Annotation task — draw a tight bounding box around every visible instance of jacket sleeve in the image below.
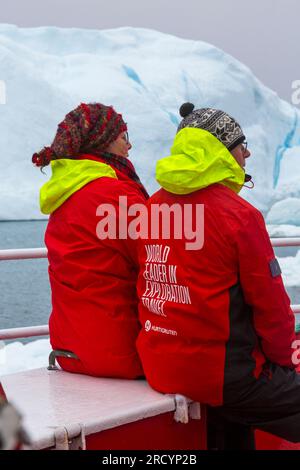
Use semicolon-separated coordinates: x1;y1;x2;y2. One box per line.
234;208;296;368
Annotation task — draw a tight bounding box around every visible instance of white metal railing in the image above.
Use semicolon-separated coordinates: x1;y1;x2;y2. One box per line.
0;239;300;261
0;239;300;341
0;247;47;260
0;325;49;341
0;247;48;340
271;238;300;247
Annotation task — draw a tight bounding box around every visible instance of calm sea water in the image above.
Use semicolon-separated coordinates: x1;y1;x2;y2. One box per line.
0;221;50;333
0;220;299;336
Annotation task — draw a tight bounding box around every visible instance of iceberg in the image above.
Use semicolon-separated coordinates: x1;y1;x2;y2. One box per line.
0;338;51;376
0;24;299;221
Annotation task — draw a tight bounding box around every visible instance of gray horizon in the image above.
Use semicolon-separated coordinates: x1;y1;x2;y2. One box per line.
1;0;299;102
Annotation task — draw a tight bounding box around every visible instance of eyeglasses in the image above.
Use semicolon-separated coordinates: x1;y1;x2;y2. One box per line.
241;141;248;154
122;131;129;144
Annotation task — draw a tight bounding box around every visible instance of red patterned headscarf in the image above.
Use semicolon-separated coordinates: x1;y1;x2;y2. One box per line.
32;103;127;167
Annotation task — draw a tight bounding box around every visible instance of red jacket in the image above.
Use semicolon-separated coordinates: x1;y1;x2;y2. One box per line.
41;155;146;378
137;183;296;405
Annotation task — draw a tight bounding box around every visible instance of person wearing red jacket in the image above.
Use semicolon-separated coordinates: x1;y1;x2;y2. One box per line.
32;103;148;379
137;103;300;446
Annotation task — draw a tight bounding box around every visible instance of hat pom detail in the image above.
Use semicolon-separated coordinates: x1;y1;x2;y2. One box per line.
179;102;195;118
32;147;53;167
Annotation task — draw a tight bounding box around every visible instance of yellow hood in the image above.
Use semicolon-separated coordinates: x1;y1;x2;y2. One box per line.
40;158;117;215
156;128;245;194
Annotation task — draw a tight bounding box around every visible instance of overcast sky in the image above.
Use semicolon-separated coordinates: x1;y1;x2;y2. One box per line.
1;0;299;101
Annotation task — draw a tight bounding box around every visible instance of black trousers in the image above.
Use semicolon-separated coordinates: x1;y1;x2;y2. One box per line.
207;407;255;450
208;362;300;449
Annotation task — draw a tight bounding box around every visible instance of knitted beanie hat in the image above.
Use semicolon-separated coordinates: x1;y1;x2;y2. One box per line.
177;103;245;151
32;103;127;167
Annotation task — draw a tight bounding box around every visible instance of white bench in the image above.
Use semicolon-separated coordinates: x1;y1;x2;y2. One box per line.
1;368;205;450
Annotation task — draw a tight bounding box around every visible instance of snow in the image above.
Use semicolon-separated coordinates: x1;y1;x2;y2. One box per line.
0;24;299;221
266;198;300;225
267;224;300;238
279;251;300;288
0;339;51;376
